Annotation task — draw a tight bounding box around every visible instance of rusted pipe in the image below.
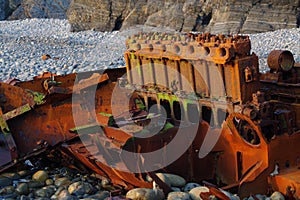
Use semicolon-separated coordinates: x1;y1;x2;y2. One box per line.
267;50;295;72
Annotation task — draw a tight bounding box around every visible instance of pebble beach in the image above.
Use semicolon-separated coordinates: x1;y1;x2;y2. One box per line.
0;18;299;81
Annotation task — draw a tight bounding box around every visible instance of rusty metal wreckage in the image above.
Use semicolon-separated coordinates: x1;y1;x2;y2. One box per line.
0;32;300;199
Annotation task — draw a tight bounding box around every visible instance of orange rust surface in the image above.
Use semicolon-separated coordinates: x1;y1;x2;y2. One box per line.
269;167;300;198
0;33;299;198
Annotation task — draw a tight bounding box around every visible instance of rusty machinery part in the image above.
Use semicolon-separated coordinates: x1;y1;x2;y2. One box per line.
125;33;259;106
123;32;299;198
267;50;295;72
0;32;299;199
126;32;251;64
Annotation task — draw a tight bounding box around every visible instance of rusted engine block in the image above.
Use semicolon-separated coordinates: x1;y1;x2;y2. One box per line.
0;32;300;198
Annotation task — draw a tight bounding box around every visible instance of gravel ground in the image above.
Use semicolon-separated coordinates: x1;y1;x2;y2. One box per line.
0;18;299;81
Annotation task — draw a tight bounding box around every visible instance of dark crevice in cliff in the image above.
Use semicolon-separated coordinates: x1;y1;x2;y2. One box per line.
192;12;212;31
108;0;113;22
297;9;300;27
202;12;212;26
252;0;261;6
2;0;20;20
113;15;123;31
179;20;184;32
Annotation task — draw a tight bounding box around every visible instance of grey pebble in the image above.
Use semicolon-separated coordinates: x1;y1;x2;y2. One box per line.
16;183;29;195
68;181;94;197
35;186;55;198
183;182;201;192
54;177;71;187
28;180;45;188
57;189;78;200
0;176;13;187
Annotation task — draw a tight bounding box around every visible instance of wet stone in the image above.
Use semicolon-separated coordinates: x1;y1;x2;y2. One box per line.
28;192;34;198
84;190;110;199
0;193;17;199
168;191;191;200
161;173;186;187
20;195;31;200
32;170;49;182
231;194;241;200
146;173;171;186
35;186;55;198
183;183;201;192
68;181;94;197
0;176;13;187
103;196;131;200
270;191;285;200
171;187;181;192
54;186;65;196
255;194;267;200
16;182;29;195
55;177;71;187
0;185;15;195
189;186;210;200
71;177;81;182
208;195;218;200
57;189;77;200
126;188;165;200
45;178;54;185
222;190;239;200
18;170;31;178
100;177;111;187
28;180;45;188
2;172;21;180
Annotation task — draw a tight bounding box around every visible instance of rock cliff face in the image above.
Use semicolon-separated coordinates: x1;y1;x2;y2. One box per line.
67;0;300;33
1;0;299;34
0;0;71;20
0;0;21;20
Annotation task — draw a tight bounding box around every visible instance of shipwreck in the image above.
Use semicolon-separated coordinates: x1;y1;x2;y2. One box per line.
0;32;299;198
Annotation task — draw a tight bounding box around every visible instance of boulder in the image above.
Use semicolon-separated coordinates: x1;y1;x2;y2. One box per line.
270;191;285;200
167;191;191;200
54;177;72;187
68;181;94;196
15;183;29;195
32;170;49;182
183;183;201;192
34;186;56;198
189;186;209;200
126;188;164;200
0;176;12;187
146;173;186;187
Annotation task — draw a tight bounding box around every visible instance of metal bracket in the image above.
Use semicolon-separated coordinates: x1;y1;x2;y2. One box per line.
0;108;18;159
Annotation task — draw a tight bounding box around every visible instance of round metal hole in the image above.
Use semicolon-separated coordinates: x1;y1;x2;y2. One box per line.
174;45;180;54
149;44;154;52
189;45;194;54
204;47;210;55
135;43;141;50
220;48;226;57
162;45;166;52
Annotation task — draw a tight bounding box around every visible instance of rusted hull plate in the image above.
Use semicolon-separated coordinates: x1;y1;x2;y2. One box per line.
269;167;300;198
